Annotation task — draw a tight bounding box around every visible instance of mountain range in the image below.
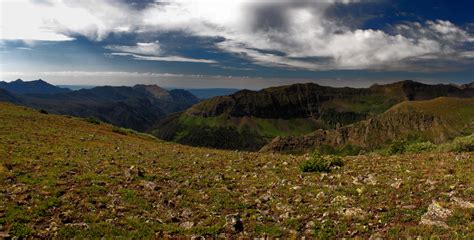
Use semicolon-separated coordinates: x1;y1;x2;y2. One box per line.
0;79;199;131
2;79;474;152
152;80;474;151
0;79;71;94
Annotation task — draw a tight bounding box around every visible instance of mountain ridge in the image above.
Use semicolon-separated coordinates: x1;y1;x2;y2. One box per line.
0;79;71;94
153;80;474;150
0;81;199;132
260;97;474;153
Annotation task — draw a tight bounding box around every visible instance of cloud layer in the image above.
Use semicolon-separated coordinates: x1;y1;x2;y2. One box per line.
1;0;473;70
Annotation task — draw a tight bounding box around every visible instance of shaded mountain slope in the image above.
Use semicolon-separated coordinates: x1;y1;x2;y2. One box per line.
153;80;474;150
0;83;199;132
0;79;71;94
0;89;22;104
1;102;473;238
184;88;240;99
261;97;474;153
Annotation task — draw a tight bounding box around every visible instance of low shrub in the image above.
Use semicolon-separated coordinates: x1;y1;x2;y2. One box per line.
84;117;100;125
387;140;408;155
299;150;344;173
439;134;474;152
38;109;48;114
405;141;437;153
112;126;134;135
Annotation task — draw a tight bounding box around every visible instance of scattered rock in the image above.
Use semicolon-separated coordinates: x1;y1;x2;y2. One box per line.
420;201;452;228
451;197;474;209
260;193;272;203
279;212;290;219
214;173;225;182
64;222;89;229
364;174;377;185
340;207;366;219
141;180;158;191
125;165;145;180
331;195;350;205
180;221;195;230
0;232;10;238
316;191;325;199
291;186;302;190
305;221;315;229
369;233;383;240
391;178;403;189
225;213;243;232
191;236;205;240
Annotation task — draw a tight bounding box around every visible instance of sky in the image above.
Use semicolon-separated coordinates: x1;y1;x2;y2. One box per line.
1;0;474;89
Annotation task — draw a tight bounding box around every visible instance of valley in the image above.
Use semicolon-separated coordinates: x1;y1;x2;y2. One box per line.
153;80;474;151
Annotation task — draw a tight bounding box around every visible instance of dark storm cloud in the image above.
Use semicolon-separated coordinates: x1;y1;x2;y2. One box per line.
119;0;156;10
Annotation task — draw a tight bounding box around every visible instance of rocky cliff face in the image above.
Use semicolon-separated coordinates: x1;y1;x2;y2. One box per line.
154;81;474;151
187;80;474;119
260;97;474;153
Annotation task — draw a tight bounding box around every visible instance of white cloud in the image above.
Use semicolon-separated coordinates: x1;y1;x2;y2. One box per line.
109;52;217;63
1;0;473;70
0;0;136;41
105;41;216;63
106;41;162;56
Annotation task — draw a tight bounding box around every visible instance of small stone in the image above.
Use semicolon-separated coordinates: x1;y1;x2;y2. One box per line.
180;221;195;230
364;174;377;185
390;179;402;189
225;213;243;232
316;191;325;199
260;193;271;202
420;201;452;228
305;221;315;229
0;232;10;238
191;236;205;240
340;207;366;219
279;212;290;219
452;197;474;209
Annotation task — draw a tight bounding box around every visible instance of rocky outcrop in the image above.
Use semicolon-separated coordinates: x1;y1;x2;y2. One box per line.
188;80;474;119
260;97;474;153
154;81;474;151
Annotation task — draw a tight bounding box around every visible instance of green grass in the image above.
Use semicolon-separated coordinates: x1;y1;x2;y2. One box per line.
299;150;344;172
0;102;473;238
438;134;474;152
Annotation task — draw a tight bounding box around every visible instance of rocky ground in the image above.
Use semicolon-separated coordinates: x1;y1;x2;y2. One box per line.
0;103;473;238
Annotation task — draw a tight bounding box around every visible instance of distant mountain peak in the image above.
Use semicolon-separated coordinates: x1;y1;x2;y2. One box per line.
133;84;171;99
0;79;71;95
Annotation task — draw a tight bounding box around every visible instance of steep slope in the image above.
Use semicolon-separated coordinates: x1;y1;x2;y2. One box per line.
0;79;71;94
0;82;199;132
261;97;474;153
1;103;472;238
184;88;240;99
460;82;474;89
153;80;474;150
0;89;22;104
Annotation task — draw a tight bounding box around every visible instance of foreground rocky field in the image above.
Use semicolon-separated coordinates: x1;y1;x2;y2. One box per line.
0;103;473;238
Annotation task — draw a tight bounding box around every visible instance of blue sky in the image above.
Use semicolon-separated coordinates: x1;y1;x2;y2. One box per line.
1;0;474;89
